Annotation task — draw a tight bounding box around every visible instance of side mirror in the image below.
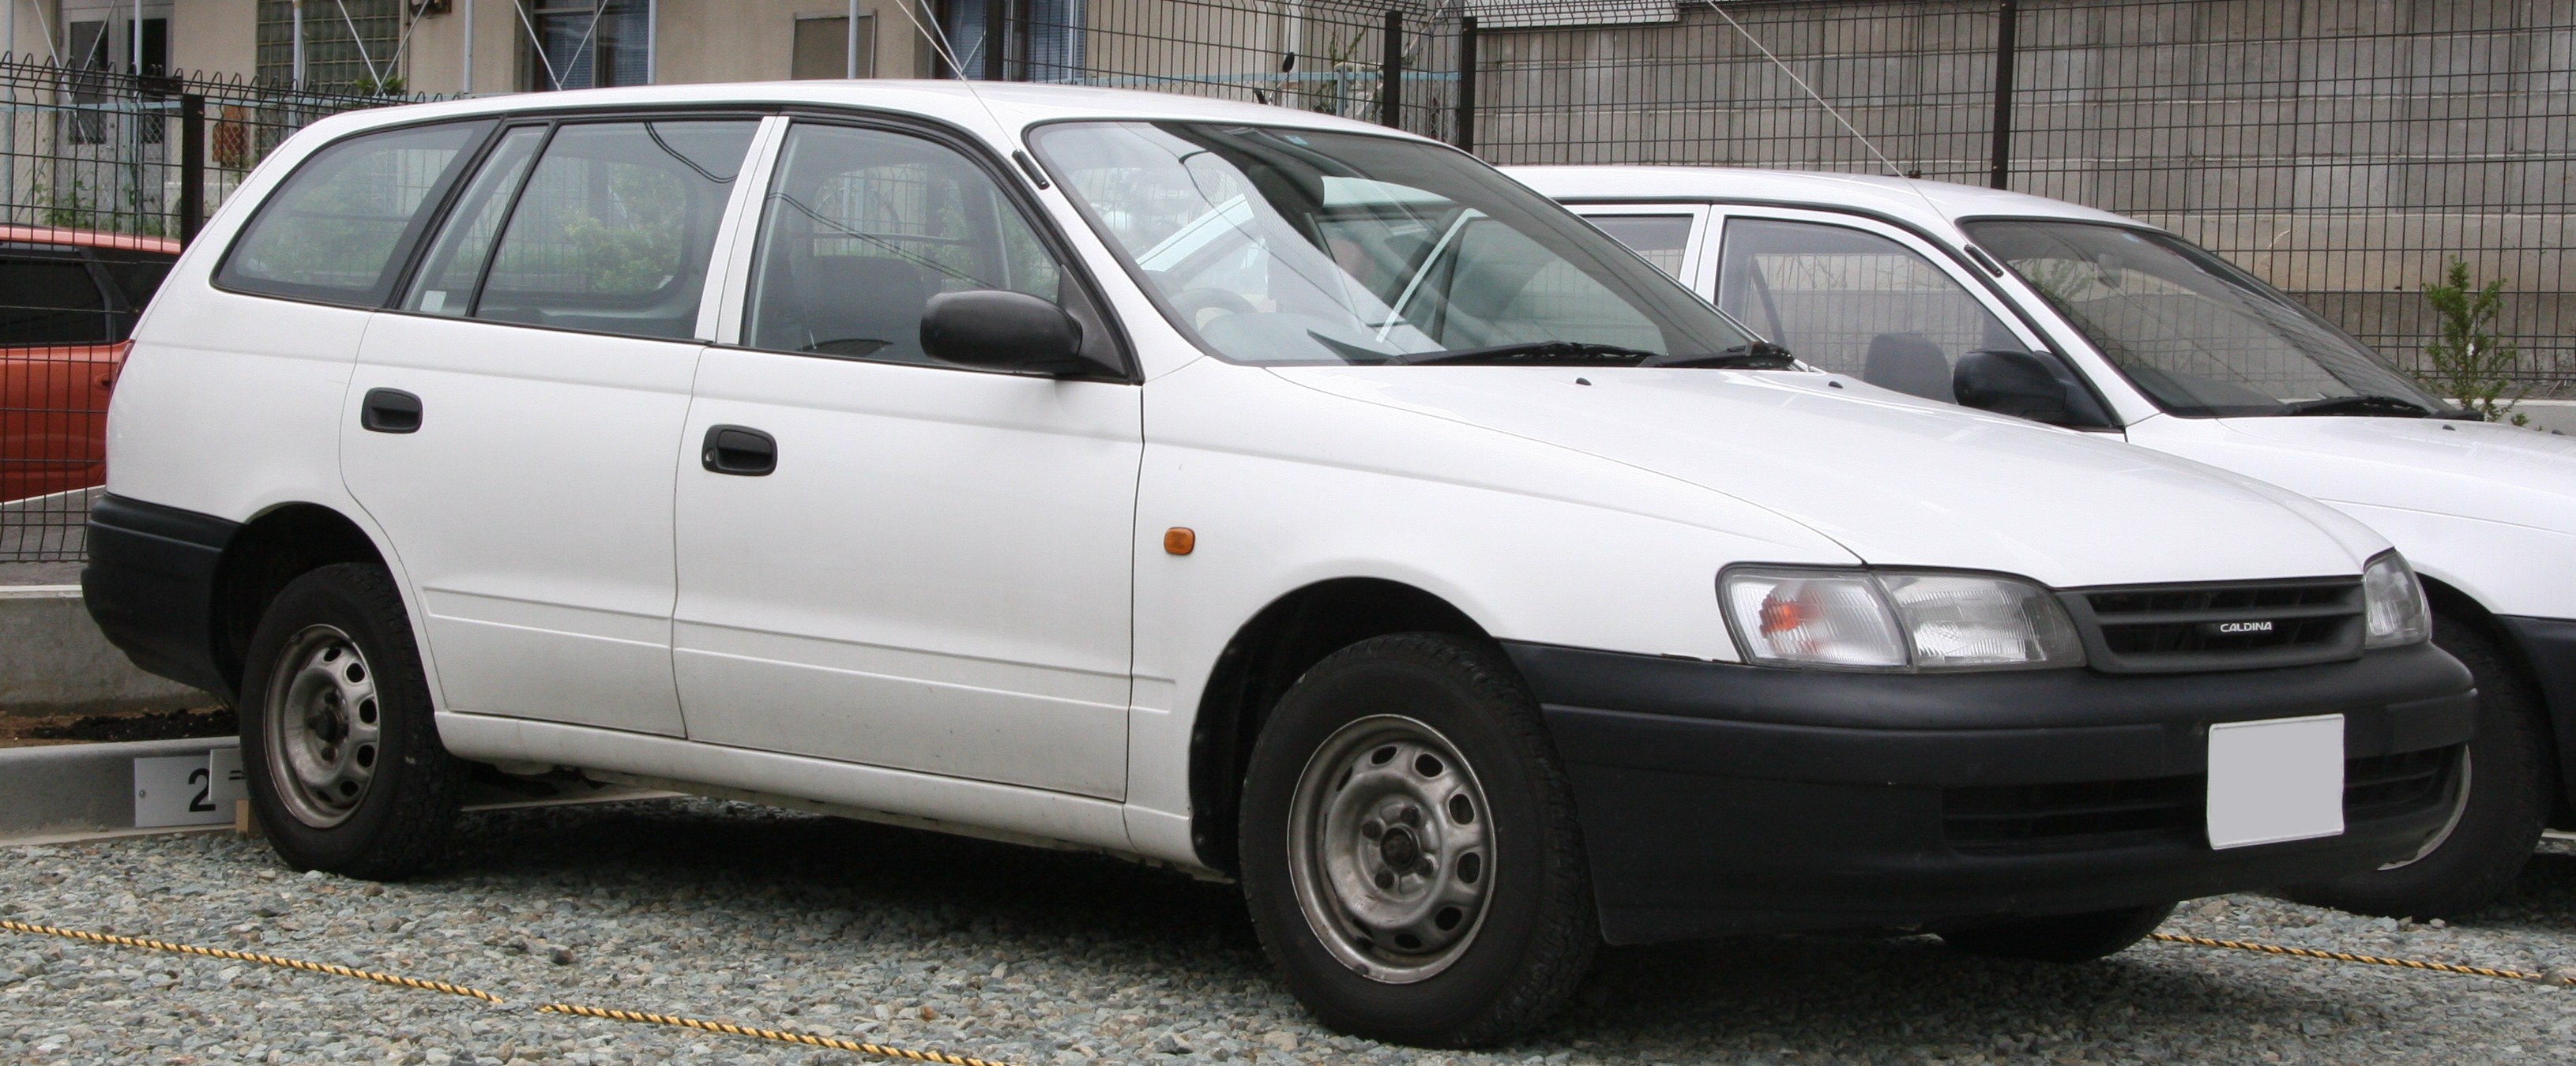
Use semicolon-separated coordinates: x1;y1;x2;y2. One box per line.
1953;349;2074;425
919;290;1099;377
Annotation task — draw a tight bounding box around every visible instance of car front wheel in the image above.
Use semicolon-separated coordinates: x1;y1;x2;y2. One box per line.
1239;632;1597;1047
2283;616;2550;918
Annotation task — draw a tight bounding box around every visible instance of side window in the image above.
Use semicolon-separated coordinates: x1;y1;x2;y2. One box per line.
217;121;490;306
1716;217;2023;403
1585;214;1694;279
404;126;548;317
467;120;760;340
0;254;110;345
743;122;1101;367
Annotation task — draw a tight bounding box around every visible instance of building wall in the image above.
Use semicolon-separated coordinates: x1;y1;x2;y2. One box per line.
404;0;521;95
653;0;927;84
169;0;253;77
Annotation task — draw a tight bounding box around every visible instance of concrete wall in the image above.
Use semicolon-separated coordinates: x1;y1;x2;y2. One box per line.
0;587;209;717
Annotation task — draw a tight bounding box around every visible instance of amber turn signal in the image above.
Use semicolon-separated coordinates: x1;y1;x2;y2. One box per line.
1164;527;1196;555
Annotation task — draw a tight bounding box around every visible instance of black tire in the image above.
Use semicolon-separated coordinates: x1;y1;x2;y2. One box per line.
2282;617;2551;919
1239;632;1597;1047
1939;902;2175;963
239;563;462;879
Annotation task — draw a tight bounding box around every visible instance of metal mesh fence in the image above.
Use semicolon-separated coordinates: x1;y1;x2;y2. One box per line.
1457;0;2575;395
0;54;418;561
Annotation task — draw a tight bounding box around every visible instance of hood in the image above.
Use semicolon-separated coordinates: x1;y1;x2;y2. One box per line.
1273;366;2383;588
2161;415;2576;534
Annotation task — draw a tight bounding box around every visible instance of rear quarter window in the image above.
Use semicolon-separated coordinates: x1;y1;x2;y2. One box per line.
216;120;491;306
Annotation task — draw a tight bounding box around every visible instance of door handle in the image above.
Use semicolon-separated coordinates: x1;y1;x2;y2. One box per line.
701;425;777;476
359;388;423;434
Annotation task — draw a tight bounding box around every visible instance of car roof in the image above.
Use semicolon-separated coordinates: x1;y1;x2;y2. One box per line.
305;81;1432;147
0;224;182;256
1502;165;2145;231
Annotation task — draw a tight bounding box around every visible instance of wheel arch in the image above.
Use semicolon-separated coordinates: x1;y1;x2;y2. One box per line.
210;502;389;697
1186;576;1496;874
2419;574;2573;824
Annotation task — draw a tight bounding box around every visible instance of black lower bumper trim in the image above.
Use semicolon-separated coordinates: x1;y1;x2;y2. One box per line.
82;494;239;701
1503;640;2476;944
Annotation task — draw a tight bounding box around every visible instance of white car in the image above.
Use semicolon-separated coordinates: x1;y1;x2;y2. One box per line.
1513;164;2576;921
83;85;2472;1045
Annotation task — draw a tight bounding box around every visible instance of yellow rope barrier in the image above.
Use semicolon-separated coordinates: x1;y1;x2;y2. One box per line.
2149;931;2544;982
2;917;1025;1066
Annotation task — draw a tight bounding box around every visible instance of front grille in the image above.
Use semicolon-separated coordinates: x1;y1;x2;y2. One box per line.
1942;745;2461;855
1943;775;2202;854
2063;578;2365;673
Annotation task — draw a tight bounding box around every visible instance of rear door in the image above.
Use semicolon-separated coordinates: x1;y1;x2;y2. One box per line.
341;115;765;736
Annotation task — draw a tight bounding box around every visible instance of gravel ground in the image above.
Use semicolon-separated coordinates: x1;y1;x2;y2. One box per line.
6;798;2576;1065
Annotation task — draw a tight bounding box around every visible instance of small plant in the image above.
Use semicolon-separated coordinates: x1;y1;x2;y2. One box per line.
2420;257;2528;426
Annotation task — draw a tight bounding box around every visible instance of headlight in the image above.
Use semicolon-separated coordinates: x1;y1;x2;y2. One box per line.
2362;551;2431;648
1720;567;2085;671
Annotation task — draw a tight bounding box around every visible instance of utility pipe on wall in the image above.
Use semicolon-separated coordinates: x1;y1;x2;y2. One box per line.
291;0;305;86
462;0;474;92
847;0;859;77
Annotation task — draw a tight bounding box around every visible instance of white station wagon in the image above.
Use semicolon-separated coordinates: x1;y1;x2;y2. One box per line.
1514;165;2576;922
86;84;2472;1044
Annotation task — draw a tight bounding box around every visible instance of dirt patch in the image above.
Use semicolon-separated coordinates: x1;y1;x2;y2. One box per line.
0;705;237;748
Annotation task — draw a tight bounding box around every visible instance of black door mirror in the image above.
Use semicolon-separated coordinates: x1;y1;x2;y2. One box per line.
919;290;1100;377
1953;349;2074;424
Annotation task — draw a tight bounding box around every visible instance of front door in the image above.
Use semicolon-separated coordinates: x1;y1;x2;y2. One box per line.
343;117;763;735
673;119;1141;800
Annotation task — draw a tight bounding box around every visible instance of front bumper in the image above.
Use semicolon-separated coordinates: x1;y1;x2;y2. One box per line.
1503;640;2476;945
2495;616;2576;816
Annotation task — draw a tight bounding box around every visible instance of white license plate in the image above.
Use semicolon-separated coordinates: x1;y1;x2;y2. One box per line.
2206;714;2345;850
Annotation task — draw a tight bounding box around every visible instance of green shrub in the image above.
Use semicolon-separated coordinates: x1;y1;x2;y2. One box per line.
2420;257;2527;426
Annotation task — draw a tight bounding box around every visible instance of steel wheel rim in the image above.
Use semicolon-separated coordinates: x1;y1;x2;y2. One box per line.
264;624;384;829
1286;714;1495;984
2382;749;2473;871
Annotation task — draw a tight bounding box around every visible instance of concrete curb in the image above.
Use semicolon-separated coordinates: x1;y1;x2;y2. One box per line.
0;585;212;717
0;735;237;843
0;735;676;844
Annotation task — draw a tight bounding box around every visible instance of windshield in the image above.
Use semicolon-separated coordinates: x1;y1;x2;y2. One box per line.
1962;220;2450;418
1029;122;1754;365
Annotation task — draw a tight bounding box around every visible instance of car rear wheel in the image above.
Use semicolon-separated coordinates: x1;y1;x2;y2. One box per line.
1239;632;1597;1047
2282;617;2548;919
241;563;461;879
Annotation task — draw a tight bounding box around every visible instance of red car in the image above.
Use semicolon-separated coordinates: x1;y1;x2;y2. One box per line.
2;226;181;502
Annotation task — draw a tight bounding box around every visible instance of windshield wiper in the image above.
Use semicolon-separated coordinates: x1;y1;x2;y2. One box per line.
1392;340;1799;368
1638;341;1799;370
1394;340;1664;366
2277;394;2438;418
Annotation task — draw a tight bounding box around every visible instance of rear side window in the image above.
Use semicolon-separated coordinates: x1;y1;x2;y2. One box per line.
463;120;758;340
0;254;111;344
216;120;489;306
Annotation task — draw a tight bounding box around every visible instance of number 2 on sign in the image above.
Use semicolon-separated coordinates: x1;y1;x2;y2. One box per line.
187;768;215;813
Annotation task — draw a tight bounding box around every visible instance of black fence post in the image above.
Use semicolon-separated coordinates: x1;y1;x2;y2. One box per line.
1380;9;1404;129
179;92;205;243
983;0;1008;81
1455;15;1478;153
1988;0;2017;190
